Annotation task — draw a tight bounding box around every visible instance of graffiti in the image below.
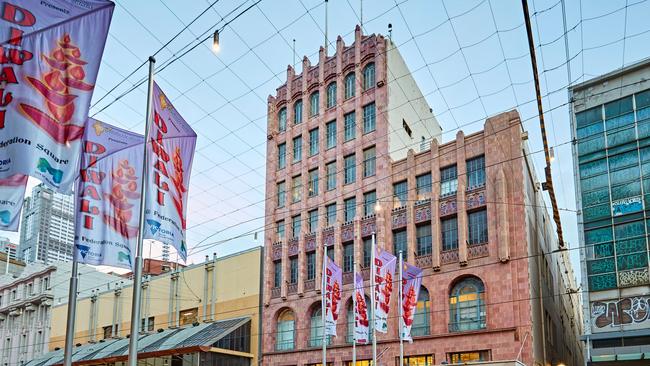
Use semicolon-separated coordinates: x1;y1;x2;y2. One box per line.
592;296;650;328
618;268;650;287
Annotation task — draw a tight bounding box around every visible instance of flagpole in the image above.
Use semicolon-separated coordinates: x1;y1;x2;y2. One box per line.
370;232;377;366
62;257;78;366
352;258;357;366
127;56;156;366
322;244;328;366
398;251;404;366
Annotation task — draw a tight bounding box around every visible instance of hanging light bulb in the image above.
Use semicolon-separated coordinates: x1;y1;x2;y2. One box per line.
212;30;220;54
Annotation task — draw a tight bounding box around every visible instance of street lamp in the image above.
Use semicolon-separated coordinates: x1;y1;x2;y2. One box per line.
212;30;220;54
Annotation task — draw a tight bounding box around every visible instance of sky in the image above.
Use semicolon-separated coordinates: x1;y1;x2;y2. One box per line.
4;0;650;283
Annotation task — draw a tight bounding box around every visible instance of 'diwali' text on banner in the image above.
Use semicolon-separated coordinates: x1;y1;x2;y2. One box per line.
324;257;342;336
0;174;27;231
374;249;396;333
400;261;423;342
0;0;114;193
74;119;143;270
354;272;369;344
143;82;197;262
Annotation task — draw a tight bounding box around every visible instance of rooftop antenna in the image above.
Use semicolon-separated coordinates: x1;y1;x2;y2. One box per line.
360;0;363;30
324;0;329;56
388;23;393;41
292;39;296;68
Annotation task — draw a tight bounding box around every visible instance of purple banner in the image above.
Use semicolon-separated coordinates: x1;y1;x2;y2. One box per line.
324;257;342;336
0;0;114;193
74;119;143;269
400;261;423;342
354;272;369;344
374;249;396;333
144;82;197;262
0;174;27;231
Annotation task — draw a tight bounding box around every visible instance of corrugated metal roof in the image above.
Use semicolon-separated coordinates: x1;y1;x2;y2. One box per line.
31;316;251;366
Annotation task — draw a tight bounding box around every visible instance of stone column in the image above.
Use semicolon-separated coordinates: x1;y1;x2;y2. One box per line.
431;140;441;270
406;149;417;263
456;131;468;266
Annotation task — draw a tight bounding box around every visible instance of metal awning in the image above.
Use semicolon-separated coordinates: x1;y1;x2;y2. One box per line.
26;316;251;366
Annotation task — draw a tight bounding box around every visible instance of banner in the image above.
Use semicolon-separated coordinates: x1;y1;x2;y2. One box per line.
0;174;27;231
354;272;369;344
400;262;423;342
0;0;114;193
374;249;396;333
324;257;342;336
143;82;196;262
73;119;144;269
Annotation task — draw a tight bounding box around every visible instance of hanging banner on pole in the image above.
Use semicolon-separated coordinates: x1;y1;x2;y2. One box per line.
374;249;396;333
0;0;114;193
354;272;369;344
324;257;342;336
400;261;423;342
73;119;144;269
143;82;197;262
0;174;28;231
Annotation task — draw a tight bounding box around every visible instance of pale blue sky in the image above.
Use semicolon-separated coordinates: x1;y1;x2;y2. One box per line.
4;0;650;284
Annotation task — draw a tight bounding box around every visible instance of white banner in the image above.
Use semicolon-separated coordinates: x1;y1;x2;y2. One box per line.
374;249;396;333
0;174;27;231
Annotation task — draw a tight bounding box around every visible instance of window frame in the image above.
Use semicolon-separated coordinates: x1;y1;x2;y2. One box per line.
278;107;287;132
292;175;302;203
441;217;459;251
363;146;376;178
326;120;337;149
440;165;458;197
466;155;486;189
294;99;303;124
344;197;356;222
344;112;356;141
345;72;356;99
327;82;337;108
362;62;375;90
468;209;488;245
293;136;302;163
309;128;319;156
308;169;319;197
393;230;407;256
278;143;286;170
393;181;408;208
363;190;377;217
416;224;432;256
326;203;337;226
310;91;319;117
277;181;286;208
344;154;356;185
326;161;337;190
363;103;376;134
343;242;354;272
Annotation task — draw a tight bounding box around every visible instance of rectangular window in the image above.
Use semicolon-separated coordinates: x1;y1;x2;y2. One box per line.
103;325;112;340
345;197;356;222
276;220;285;241
277;181;286;208
343;243;354;272
141;317;155;332
278;143;286;169
327;203;337;226
310;92;319;117
416;224;432;256
468;210;488;245
397;356;435;366
363;146;376;178
309;209;318;233
278;108;287;132
363;103;376;133
393;181;408;208
364;191;377;217
327;246;334;260
274;260;282;287
292;175;302;203
344;154;356;184
345;73;356;99
393;230;407;255
440;165;458;196
327;82;337;108
447;351;490;364
309;128;319;156
363;238;372;268
326;121;337;149
326;161;337;190
344;112;356;141
416;173;432;200
293;136;302;163
441;217;458;251
290;257;298;284
307;252;316;280
467;156;486;189
294;100;303;124
292;215;301;238
179;308;198;326
308;169;319;197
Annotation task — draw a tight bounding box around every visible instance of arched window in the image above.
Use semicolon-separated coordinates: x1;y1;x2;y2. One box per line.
310;91;319;117
278;107;287;132
363;63;375;90
449;277;486;332
411;287;430;336
294;99;303;124
276;309;295;350
344;72;355;99
347;296;372;343
327;82;337;108
310;305;330;347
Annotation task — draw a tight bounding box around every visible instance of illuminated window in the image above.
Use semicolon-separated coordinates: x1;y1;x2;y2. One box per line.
449;277;486;332
396;355;434;366
447;350;490;364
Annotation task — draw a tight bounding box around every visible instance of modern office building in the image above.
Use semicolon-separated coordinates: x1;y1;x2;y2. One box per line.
38;247;262;366
0;237;18;261
570;58;650;365
263;26;583;366
18;183;75;264
0;261;125;366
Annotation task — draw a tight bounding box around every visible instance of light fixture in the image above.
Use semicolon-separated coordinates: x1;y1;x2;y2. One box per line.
212;30;220;54
549;146;555;162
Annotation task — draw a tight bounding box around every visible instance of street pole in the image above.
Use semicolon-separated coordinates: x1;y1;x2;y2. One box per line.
352;258;357;366
370;232;377;366
127;55;156;366
62;258;78;366
4;247;9;274
398;251;404;366
322;244;328;366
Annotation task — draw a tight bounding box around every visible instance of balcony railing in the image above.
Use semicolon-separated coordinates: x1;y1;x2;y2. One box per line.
287;283;298;295
441;249;459;264
304;279;315;291
343;272;354;285
271;287;281;299
468;243;489;259
415;254;432;268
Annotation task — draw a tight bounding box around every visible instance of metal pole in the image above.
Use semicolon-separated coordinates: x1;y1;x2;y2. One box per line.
324;0;328;55
322;245;328;366
5;248;9;274
352;258;357;366
127;55;156;366
360;0;363;30
370;232;377;366
398;251;404;366
62;258;79;366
